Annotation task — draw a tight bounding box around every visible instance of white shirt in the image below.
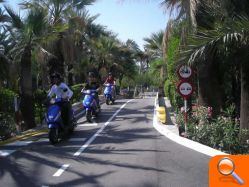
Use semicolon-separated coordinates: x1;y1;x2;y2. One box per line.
48;83;73;100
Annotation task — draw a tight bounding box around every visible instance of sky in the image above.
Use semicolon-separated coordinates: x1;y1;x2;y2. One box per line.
2;0;169;49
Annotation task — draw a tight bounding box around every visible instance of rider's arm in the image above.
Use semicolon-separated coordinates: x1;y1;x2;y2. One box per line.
96;84;101;92
47;85;56;98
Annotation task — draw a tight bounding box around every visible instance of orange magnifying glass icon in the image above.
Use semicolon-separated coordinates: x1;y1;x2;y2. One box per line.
217;157;244;185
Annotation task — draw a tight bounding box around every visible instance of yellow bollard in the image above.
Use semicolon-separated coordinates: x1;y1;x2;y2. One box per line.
156;106;166;124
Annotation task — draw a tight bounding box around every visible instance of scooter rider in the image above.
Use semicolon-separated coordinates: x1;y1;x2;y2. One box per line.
81;72;101;109
104;72;116;98
47;73;73;127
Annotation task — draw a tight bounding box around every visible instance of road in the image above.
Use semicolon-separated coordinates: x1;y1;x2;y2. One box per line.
0;98;210;187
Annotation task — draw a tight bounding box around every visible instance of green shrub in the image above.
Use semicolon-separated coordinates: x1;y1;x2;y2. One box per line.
179;105;249;154
0;112;16;140
71;84;85;103
164;80;182;109
0;88;17;113
34;89;47;124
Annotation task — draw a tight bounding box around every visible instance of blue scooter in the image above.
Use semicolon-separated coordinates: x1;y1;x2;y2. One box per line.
82;90;100;122
104;83;115;105
45;98;76;144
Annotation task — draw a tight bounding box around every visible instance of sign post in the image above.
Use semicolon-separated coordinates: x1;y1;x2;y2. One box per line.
184;99;187;133
177;64;193;136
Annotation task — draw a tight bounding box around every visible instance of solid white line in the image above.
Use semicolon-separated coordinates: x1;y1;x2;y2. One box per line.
153;98;228;157
53;164;70;177
7;141;33;146
38;138;49;142
77;123;98;127
73;99;133;156
0;150;16;157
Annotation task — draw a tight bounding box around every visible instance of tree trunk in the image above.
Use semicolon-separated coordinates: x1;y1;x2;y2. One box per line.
48;38;65;76
41;63;49;89
19;45;36;130
119;74;123;88
197;59;223;116
240;64;249;130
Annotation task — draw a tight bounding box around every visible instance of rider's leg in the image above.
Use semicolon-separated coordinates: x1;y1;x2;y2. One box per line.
95;94;100;108
62;101;71;127
112;86;116;99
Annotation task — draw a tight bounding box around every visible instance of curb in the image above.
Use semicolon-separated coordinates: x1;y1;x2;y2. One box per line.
0;129;48;146
153;98;228;157
0;96;122;147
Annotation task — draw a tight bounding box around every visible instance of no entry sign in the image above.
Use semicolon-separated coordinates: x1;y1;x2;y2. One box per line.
177;81;193;99
177;65;192;79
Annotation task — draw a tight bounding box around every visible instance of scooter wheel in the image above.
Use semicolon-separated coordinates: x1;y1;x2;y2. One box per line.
49;128;58;144
106;99;110;105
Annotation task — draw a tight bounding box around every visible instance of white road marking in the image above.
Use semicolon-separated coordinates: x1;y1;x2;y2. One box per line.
153;98;228;157
52;99;133;177
0;150;16;157
74;99;133;156
77;123;98;127
53;164;70;177
38;138;49;142
7;141;33;146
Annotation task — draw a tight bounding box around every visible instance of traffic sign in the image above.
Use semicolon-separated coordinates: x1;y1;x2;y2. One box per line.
177;81;193;99
177;65;192;79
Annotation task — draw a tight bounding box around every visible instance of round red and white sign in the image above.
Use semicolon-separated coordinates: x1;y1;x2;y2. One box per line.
178;65;192;79
177;81;193;98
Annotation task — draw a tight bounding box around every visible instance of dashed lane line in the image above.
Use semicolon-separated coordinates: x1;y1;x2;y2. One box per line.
52;99;133;177
53;164;70;177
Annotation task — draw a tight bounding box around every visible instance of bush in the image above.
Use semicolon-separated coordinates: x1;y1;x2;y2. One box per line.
178;105;249;154
164;80;182;109
0;112;16;140
0;88;17;113
34;89;47;124
71;84;85;103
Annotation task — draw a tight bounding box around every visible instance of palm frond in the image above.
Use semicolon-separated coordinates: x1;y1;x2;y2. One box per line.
73;0;96;9
180;15;249;65
4;6;23;29
0;7;10;23
25;7;48;36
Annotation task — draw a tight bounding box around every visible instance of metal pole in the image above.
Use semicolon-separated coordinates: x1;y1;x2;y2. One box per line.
184;98;187;136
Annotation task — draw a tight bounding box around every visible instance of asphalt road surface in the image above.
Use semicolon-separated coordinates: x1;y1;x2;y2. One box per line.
0;98;210;187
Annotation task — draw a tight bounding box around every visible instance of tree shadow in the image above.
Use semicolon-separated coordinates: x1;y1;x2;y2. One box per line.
0;98;168;186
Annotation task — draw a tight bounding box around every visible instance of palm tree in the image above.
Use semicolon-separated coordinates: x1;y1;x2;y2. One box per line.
4;5;61;130
160;0;199;29
90;35;117;79
21;0;96;78
0;7;10;87
182;12;249;130
144;30;166;82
